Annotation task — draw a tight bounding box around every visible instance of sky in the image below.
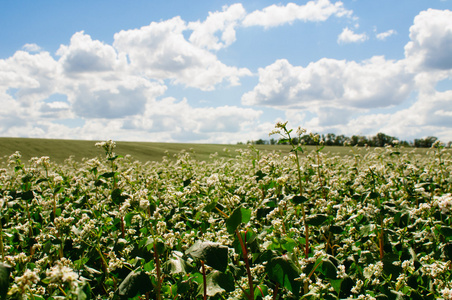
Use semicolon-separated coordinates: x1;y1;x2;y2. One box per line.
1;0;452;144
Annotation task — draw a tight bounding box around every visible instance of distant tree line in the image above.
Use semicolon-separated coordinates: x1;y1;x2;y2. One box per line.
241;132;451;148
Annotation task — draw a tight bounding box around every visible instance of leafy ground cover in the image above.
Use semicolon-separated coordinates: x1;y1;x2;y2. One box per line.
0;123;451;299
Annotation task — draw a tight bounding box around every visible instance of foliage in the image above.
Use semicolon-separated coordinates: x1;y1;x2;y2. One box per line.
0;124;451;299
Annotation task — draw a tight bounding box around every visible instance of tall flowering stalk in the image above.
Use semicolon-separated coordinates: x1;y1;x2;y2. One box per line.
270;121;310;257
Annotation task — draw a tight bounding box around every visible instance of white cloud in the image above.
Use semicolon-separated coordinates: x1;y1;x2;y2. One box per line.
334;89;452;142
376;29;397;40
113;17;251;90
22;43;42;52
0;51;59;105
57;31;126;74
242;57;412;112
405;9;452;71
121;97;263;143
242;0;353;28
337;27;368;44
188;4;246;50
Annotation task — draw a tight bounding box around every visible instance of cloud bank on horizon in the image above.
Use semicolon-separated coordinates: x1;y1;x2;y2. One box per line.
0;0;452;144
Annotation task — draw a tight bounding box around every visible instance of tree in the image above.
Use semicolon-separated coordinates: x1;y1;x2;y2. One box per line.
414;136;438;148
371;132;397;147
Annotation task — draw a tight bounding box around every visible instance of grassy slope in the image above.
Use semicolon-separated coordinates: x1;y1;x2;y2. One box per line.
0;137;359;164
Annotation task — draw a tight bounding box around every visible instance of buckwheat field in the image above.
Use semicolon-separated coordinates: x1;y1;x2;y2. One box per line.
1;122;451;300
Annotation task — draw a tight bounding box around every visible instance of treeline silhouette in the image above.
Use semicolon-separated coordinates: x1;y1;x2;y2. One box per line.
242;132;450;148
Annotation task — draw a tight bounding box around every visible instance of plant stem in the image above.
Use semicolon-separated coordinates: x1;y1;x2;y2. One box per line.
149;218;162;300
272;282;279;300
153;243;162;300
294;151;310;258
236;229;254;300
201;260;207;300
379;219;384;260
120;216;125;238
25;201;33;238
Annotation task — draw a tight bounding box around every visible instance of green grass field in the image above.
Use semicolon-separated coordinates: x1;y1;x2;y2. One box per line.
0;137;431;165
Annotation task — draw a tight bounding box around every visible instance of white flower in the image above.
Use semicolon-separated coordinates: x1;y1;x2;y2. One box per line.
15;269;40;291
46;263;82;290
435;193;452;214
206;173;220;186
337;264;346;278
442;287;452;300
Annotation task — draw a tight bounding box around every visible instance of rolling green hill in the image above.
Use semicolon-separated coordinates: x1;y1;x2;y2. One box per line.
0;138;297;164
1;137;426;165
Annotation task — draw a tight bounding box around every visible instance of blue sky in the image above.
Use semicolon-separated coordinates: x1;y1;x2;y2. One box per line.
1;0;452;143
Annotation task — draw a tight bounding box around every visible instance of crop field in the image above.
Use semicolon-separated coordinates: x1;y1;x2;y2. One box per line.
0;137;357;165
0;122;452;299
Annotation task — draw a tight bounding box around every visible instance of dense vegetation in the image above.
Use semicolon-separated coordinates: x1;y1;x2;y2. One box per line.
246;132;447;148
0;122;451;299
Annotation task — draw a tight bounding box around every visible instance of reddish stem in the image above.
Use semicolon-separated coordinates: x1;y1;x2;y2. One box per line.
153;243;162;300
236;229;254;300
121;216;125;238
273;282;280;300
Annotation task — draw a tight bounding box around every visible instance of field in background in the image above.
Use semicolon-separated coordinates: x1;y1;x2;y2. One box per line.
0;137;359;164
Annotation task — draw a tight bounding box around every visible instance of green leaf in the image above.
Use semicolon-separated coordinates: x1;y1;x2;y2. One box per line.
199;271;235;297
100;171;116;178
320;259;337;279
255;284;270;298
183;178;192;187
117;269;152;299
108;155;123;161
291;195;308;204
255;170;266;182
164;252;188;275
226;206;251;234
262;198;277;208
186;241;229;272
204;200;218;213
266;255;301;296
329;225;343;234
124;212;136;227
278;139;290;144
77;282;92;300
20;190;34;201
111;189;129;205
306;214;329;226
440;226;452;237
366;191;380;200
0;263;11;300
281;237;296;252
330;278;343;295
177;280;191;294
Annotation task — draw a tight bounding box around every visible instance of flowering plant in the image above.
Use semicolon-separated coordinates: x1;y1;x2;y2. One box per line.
0;123;451;299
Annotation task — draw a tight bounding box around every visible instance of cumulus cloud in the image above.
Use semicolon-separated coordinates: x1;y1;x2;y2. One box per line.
0;50;59;105
188;3;246;50
121;97;263;143
405;9;452;71
334;89;452;141
242;0;352;28
337;27;368;44
72;85;151;119
113;17;251;90
57;31;126;74
376;29;397;40
242;57;412;111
